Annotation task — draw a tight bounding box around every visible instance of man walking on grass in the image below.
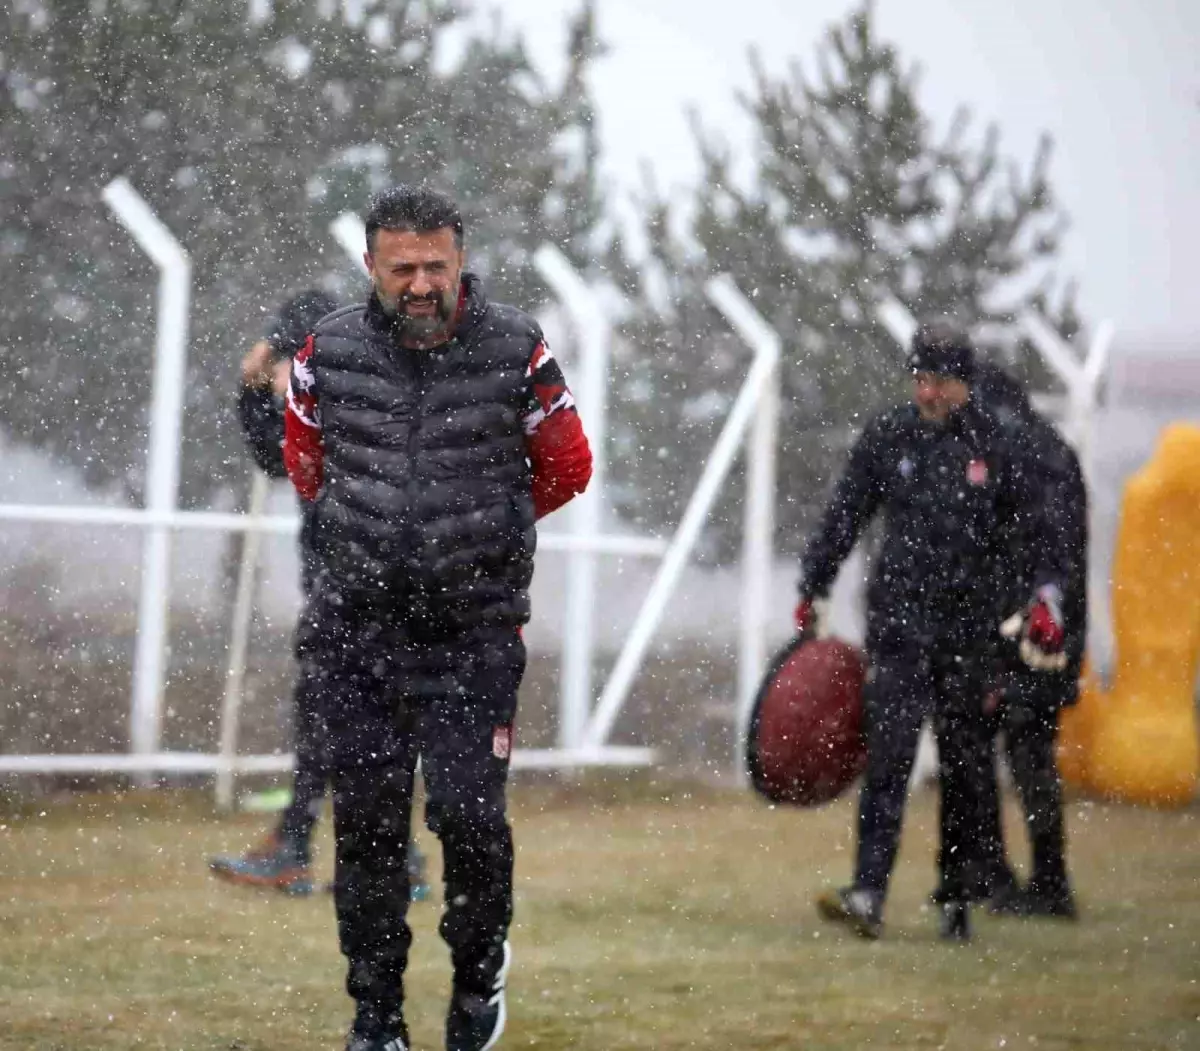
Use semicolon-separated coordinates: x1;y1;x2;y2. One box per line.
284;185;592;1051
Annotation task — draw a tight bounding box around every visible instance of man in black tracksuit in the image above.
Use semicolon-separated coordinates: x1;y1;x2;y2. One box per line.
208;291;345;895
798;322;1070;941
968;363;1087;919
283;186;592;1051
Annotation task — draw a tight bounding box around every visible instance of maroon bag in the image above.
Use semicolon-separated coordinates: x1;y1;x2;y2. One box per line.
746;636;868;806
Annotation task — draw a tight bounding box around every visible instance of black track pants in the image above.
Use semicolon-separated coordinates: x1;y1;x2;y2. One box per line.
854;654;991;901
320;614;524;1021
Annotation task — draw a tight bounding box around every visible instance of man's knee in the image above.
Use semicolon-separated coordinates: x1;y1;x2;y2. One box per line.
426;794;510;850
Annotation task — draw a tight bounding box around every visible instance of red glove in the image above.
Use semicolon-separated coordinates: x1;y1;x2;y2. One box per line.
1026;591;1065;653
1000;586;1066;672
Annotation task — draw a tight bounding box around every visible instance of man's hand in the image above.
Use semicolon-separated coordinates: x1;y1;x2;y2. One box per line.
794;597;826;640
1000;585;1067;672
241;340;276;389
271;357;292;396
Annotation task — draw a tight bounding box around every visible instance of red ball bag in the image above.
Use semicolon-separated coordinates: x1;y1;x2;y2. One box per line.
746;636;868;806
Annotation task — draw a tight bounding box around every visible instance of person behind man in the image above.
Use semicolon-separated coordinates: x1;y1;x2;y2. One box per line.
209;291;431;901
284;185;592;1051
797;321;1069;941
965;362;1087;919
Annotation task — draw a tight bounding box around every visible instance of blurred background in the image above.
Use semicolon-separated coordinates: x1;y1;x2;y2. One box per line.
0;0;1196;782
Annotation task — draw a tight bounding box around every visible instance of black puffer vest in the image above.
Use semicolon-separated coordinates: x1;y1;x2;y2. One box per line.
309;274;537;632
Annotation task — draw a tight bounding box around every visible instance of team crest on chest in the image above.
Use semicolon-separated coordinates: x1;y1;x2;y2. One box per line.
966;458;989;486
493;724;513;760
898;457;915;479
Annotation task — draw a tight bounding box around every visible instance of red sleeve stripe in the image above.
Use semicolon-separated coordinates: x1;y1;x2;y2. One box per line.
283;336;324;501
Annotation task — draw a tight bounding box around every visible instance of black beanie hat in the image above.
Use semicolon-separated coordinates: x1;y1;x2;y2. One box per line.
908;320;975;381
266;289;339;357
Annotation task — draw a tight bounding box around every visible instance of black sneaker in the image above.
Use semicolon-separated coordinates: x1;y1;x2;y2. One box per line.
990;885;1077;920
987;880;1030;916
815;886;883;940
1024;887;1078;919
939;901;971;941
346;1006;409;1051
931;867;1018;906
447;941;511;1051
346;1035;409;1051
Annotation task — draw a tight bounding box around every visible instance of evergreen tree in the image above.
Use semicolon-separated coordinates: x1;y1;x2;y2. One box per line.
614;1;1080;558
0;0;606;504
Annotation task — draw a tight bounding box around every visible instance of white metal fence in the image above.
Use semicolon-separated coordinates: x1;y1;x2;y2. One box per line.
0;181;782;801
0;178;1112;801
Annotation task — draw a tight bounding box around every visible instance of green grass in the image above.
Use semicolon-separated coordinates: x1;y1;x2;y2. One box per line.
0;781;1197;1050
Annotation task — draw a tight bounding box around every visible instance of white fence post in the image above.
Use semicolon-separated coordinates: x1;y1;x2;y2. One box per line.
580;275;780;753
875;292;918;350
533;244;609;751
215;469;271;811
102;177;191;772
704;281;781;779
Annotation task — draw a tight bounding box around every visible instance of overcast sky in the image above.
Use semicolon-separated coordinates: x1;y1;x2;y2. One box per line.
473;0;1199;345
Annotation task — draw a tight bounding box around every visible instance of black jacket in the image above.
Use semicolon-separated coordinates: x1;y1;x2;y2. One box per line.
309;274;537;632
800;398;1067;662
237;387;289;479
237;385;320;590
990;405;1088;700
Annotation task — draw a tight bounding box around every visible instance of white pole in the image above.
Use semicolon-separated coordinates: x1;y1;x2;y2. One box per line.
1018;311;1084;394
533;244;608;751
102;177;191;770
330;212;369;274
581;275;779;753
215;469;270;811
875;292;918;350
704;282;781;778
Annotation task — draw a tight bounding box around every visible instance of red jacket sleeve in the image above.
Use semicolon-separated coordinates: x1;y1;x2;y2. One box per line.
522;340;592;518
283;336;324;501
527;409;592;519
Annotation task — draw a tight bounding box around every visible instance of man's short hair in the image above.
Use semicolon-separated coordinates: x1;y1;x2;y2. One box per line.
364;185;464;253
267;289;339;357
908;319;975;381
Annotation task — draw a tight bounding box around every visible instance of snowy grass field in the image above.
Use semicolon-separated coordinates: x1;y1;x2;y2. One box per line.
1;779;1197;1051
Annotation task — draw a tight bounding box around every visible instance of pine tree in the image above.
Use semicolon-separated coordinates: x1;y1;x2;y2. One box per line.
613;1;1079;557
0;0;606;504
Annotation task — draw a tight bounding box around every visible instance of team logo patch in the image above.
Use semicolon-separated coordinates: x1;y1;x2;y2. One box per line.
898;457;915;479
493;725;513;760
966;458;989;486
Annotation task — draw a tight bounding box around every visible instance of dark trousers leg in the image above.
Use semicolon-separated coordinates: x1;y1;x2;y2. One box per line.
423;631;523;996
332;754;419;1024
278;659;326;858
931;664;992;902
277;564;327;858
854;660;930;895
1004;697;1070;893
938;707;1013;895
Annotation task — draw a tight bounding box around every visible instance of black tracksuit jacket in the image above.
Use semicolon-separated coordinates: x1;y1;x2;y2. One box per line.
800;398;1070;665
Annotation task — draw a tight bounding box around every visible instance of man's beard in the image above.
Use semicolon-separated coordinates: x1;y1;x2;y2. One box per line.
377;287;455;342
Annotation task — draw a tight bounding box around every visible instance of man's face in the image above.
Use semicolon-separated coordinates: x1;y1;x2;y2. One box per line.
913;371;970;422
365;226;464;345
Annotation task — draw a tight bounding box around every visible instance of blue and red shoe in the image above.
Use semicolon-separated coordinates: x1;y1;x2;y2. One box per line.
208;833;315;896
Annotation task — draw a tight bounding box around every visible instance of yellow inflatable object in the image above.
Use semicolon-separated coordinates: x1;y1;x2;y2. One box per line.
1055;663;1098;788
1069;425;1200;807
